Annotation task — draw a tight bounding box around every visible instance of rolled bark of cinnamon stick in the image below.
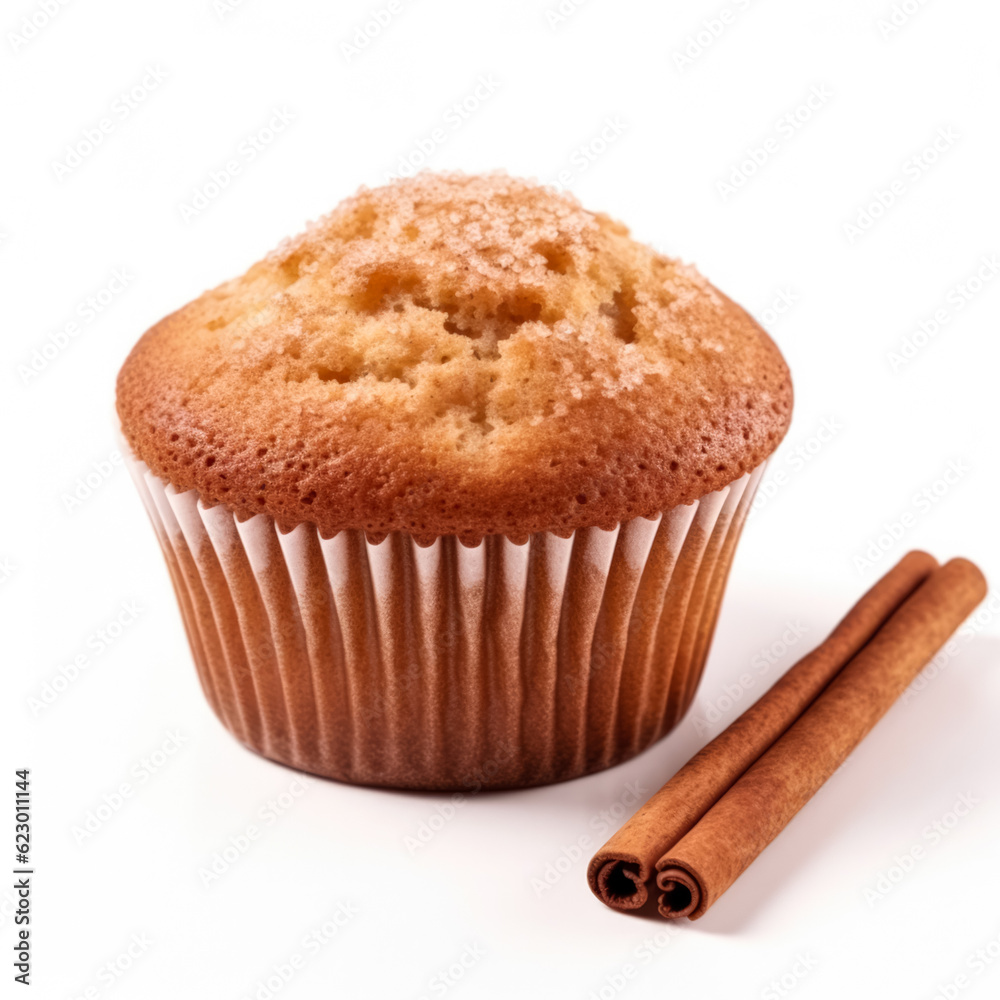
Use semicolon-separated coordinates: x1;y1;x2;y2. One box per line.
587;549;939;911
655;556;986;919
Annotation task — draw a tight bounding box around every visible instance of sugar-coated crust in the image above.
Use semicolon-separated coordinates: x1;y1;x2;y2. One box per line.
116;172;792;542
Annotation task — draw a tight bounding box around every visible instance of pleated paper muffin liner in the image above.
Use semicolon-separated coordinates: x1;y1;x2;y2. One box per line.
124;446;764;791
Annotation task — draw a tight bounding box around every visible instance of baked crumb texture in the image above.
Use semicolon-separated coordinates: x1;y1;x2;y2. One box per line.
117;172;792;541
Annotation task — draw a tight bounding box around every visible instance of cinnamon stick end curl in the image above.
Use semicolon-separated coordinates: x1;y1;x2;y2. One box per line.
588;855;651;910
656;866;703;919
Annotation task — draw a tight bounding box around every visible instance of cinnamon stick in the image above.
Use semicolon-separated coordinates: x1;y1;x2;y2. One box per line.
655;557;986;919
587;549;939;911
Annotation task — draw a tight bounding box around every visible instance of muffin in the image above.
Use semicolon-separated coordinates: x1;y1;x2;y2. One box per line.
116;172;792;790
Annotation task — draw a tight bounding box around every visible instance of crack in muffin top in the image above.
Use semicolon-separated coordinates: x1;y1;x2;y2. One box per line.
116;171;793;542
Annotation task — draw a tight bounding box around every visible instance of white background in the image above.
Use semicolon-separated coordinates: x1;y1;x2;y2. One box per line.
3;1;1000;997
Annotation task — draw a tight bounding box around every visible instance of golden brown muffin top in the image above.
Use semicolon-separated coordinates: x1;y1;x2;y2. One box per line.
117;172;792;542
